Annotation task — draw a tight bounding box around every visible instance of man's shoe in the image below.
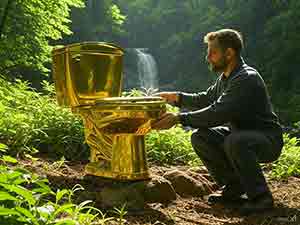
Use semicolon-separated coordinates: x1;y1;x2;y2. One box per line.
238;192;274;216
208;185;246;206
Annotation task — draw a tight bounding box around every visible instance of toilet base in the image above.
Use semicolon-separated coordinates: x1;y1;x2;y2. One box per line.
85;161;151;181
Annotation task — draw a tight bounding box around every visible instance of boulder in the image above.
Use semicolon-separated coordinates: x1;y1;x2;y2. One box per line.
163;169;215;197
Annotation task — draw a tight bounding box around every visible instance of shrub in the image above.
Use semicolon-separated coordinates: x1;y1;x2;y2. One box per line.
0;147;110;225
146;127;200;165
0;78;87;160
270;134;300;179
0;79;199;165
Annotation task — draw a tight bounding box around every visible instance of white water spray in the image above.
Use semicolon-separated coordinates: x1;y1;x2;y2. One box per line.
135;48;159;90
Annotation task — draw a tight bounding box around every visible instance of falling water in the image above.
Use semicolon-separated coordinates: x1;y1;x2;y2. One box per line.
135;48;159;91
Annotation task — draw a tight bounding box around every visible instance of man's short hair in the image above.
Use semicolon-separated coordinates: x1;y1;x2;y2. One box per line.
204;29;244;55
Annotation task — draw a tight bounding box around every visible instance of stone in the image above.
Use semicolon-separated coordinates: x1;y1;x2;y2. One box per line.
163;169;214;197
97;183;145;210
95;175;176;210
144;175;177;203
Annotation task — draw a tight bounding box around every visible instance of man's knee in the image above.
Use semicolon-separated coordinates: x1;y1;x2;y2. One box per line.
224;132;255;158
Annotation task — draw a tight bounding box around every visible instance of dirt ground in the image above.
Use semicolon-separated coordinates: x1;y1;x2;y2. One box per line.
20;158;300;225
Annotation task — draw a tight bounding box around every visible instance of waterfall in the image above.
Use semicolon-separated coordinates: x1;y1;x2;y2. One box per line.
135;48;159;91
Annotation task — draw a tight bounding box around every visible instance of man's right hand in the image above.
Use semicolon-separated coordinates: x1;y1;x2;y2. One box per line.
154;92;179;105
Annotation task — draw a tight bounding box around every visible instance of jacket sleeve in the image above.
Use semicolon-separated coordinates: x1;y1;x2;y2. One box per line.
179;74;254;128
176;80;218;110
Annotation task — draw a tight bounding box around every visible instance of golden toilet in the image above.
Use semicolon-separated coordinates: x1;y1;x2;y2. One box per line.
52;42;166;180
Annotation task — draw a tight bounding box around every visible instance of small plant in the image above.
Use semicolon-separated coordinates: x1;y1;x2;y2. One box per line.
0;78;87;160
122;87;158;97
146;126;200;165
111;203;127;225
0;149;111;225
270;134;300;179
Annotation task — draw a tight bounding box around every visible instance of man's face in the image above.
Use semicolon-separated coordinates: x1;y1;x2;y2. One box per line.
206;39;229;73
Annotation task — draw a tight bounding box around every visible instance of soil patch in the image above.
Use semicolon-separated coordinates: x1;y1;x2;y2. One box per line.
19;158;300;225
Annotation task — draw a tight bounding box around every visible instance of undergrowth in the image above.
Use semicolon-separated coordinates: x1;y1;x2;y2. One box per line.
1;78;300;176
0;79;199;165
269;134;300;179
0;78;87;160
0;146;114;225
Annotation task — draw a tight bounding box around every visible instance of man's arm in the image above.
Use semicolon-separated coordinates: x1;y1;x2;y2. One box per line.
179;74;254;128
176;81;218;110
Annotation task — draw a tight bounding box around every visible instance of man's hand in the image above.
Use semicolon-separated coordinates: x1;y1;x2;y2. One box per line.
153;92;179;105
151;112;180;130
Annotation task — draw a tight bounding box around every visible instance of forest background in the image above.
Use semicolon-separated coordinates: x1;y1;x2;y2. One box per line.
1;1;300;224
1;0;299;124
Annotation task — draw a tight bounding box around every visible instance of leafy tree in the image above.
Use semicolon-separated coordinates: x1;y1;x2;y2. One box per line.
263;0;300;122
65;0;126;44
0;0;84;76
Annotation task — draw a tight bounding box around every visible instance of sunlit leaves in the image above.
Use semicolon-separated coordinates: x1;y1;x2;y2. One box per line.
0;161;105;225
0;0;84;74
110;5;126;25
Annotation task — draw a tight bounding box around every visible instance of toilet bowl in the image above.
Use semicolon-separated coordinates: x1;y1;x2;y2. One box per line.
52;42;166;180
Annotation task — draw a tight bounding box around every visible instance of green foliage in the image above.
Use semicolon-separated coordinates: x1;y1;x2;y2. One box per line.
0;77;197;166
146;127;199;165
67;0;127;44
122;87;159;97
0;78;87;160
270;134;300;179
0;153;110;225
111;204;127;225
116;0;300;123
0;0;85;74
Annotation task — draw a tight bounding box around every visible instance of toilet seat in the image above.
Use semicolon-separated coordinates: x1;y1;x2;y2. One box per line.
78;96;166;111
74;96;166;135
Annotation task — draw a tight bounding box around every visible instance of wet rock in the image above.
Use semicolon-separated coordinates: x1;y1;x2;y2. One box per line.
163;170;214;197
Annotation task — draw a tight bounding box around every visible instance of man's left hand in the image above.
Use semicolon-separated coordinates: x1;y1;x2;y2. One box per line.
151;112;180;130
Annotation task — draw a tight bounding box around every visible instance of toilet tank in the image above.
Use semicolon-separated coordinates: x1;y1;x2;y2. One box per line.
52;42;124;107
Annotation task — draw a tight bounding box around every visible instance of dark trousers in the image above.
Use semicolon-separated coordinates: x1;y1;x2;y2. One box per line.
191;126;283;199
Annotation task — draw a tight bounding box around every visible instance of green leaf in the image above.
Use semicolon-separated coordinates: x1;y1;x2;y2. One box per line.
56;189;69;203
16;206;39;225
0;143;8;152
2;155;18;164
0;206;21;216
53;219;77;225
0;191;18;201
0;184;36;205
34;180;54;195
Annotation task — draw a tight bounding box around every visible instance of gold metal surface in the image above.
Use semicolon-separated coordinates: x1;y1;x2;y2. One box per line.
52;42;166;180
52;42;124;107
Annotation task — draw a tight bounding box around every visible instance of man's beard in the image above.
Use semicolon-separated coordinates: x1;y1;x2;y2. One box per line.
208;56;228;73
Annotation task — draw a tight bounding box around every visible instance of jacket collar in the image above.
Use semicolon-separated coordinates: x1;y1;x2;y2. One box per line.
220;56;245;81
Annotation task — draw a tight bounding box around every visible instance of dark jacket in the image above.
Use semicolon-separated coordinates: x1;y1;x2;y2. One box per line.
178;58;283;137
